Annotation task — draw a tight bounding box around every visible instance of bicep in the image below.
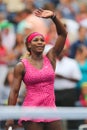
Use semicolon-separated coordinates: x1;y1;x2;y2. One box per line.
11;63;24;94
47;35;66;59
53;35;67;56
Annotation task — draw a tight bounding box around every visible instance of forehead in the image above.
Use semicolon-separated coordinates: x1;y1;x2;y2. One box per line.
32;35;44;41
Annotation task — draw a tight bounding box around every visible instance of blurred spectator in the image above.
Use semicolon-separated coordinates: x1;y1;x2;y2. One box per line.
0;12;8;30
63;23;70;49
7;33;26;66
1;21;16;51
75;3;87;23
50;0;59;7
17;9;33;34
45;22;70;50
75;82;87;127
17;8;48;37
43;2;56;11
75;45;87;99
6;0;25;13
55;9;79;43
69;26;87;58
0;68;25;128
0;33;8;85
54;46;82;107
23;13;48;37
0;0;7;18
76;82;87;107
33;0;56;9
56;0;79;20
45;21;57;45
0;33;8;64
13;33;25;59
0;68;14;105
23;0;36;11
54;45;82;130
0;68;25;105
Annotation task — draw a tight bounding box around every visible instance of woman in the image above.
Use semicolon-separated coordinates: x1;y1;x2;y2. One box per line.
5;9;67;130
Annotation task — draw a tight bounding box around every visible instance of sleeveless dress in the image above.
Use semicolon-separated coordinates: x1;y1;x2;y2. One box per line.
18;56;57;125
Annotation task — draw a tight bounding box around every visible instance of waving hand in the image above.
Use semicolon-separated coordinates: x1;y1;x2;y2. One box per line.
34;8;54;18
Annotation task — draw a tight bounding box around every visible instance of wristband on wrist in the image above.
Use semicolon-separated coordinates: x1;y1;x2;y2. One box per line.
51;14;56;20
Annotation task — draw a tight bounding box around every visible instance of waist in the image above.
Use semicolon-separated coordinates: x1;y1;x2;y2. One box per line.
26;83;54;92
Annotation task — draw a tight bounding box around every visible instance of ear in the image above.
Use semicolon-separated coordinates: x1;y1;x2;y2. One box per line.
28;43;31;49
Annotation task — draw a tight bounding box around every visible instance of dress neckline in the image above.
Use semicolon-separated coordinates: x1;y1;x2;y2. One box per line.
24;56;45;71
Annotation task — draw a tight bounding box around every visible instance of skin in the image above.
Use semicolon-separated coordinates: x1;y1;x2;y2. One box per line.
5;9;67;129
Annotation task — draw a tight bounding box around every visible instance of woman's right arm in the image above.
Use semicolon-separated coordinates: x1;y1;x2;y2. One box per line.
5;62;24;129
8;62;24;105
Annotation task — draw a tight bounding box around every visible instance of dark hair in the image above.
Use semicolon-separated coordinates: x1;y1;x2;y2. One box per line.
25;35;31;53
20;35;31;59
76;45;86;53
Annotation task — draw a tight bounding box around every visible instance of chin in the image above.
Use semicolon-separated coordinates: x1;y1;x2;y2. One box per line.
36;50;43;55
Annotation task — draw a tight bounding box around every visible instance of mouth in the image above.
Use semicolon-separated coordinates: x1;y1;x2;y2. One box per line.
37;45;44;48
36;46;44;51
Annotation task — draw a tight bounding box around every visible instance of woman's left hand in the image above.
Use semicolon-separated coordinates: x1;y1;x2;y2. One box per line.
34;8;54;18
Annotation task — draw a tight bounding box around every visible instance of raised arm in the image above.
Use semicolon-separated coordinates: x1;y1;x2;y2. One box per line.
34;9;67;55
34;9;67;69
50;15;67;55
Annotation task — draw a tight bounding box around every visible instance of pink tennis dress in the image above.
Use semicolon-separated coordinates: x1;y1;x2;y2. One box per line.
18;56;57;125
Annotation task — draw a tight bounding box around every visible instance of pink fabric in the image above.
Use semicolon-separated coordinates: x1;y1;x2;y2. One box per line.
80;95;87;107
18;56;58;125
27;32;44;43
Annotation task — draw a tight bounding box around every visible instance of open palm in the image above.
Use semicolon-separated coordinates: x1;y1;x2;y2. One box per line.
34;8;54;18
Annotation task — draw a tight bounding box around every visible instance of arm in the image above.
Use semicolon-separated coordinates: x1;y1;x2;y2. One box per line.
8;62;24;106
50;15;67;56
34;9;67;55
34;9;67;69
5;62;24;129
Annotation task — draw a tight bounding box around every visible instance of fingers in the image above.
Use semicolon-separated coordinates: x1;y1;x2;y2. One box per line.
38;8;44;12
33;8;43;15
35;8;43;12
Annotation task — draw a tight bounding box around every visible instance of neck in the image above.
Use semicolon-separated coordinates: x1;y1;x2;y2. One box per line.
30;53;43;61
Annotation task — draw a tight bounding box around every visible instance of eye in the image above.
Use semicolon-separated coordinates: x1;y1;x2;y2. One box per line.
33;38;45;42
41;38;45;42
33;38;38;42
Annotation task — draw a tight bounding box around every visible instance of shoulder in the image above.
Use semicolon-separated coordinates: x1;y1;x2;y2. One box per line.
14;62;25;76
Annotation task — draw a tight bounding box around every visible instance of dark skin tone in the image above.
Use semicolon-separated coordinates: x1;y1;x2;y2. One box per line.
5;9;67;129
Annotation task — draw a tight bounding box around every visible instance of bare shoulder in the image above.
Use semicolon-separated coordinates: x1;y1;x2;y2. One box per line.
14;62;25;76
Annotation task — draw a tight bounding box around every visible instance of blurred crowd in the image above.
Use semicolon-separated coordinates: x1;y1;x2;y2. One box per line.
0;0;87;129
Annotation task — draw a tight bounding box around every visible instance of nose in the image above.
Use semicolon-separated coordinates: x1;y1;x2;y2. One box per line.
38;39;44;44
